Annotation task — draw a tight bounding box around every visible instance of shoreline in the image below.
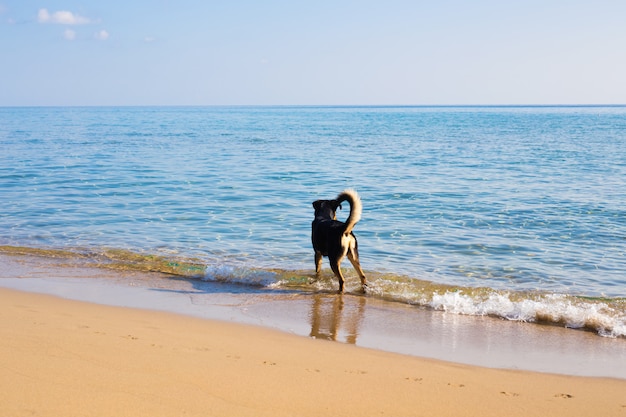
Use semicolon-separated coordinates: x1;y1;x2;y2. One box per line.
1;253;625;379
3;288;626;416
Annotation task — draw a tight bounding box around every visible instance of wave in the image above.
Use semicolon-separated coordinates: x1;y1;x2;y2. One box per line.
0;245;206;278
272;271;626;338
2;245;624;338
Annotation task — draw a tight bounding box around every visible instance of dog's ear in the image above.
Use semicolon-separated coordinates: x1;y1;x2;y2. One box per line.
331;200;342;211
313;200;322;210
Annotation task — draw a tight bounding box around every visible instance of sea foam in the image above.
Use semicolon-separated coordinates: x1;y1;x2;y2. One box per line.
428;290;626;338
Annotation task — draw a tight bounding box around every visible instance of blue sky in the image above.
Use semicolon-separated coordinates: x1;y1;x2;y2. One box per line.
1;1;625;106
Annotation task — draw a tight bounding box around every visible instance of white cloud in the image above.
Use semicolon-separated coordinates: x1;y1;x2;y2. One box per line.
64;28;76;41
144;36;156;43
94;29;109;41
38;8;90;25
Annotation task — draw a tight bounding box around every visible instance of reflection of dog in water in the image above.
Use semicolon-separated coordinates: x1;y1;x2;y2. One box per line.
309;294;365;343
311;189;367;293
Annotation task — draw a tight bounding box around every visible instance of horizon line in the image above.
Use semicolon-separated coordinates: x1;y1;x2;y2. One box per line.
2;103;626;109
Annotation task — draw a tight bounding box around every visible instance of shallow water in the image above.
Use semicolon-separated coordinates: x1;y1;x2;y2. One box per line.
1;106;625;336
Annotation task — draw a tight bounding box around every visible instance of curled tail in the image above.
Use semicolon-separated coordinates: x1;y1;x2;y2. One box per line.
336;189;362;235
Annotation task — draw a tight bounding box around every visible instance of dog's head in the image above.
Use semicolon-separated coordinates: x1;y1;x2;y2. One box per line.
312;199;342;220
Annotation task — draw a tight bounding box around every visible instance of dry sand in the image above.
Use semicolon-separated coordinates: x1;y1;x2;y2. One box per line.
1;288;625;417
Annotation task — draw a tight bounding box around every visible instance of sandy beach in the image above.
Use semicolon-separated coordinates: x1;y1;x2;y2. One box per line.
2;287;625;417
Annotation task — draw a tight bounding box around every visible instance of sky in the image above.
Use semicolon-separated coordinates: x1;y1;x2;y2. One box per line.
1;1;625;106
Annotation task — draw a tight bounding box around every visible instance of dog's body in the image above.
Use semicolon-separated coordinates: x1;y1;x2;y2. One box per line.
311;189;367;293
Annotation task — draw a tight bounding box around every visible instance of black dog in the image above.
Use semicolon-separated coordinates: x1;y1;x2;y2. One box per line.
311;189;367;293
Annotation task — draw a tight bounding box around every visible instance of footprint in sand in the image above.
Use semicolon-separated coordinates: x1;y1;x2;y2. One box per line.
447;383;465;388
554;393;573;399
345;370;367;375
500;391;520;397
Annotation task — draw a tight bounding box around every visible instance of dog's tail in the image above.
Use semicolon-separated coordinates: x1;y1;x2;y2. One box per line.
336;189;362;235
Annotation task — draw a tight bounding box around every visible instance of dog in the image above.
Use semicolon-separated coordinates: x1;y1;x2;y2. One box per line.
311;189;367;293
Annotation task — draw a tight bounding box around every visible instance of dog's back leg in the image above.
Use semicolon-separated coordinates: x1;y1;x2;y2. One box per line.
314;251;323;275
347;247;367;291
329;257;346;293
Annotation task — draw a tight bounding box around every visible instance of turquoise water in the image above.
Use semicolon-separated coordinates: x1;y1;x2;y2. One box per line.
1;106;625;336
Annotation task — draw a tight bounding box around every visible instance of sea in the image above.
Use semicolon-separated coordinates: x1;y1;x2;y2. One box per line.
1;105;625;338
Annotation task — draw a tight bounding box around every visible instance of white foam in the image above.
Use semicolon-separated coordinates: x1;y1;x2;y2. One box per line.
428;291;626;338
203;264;278;287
